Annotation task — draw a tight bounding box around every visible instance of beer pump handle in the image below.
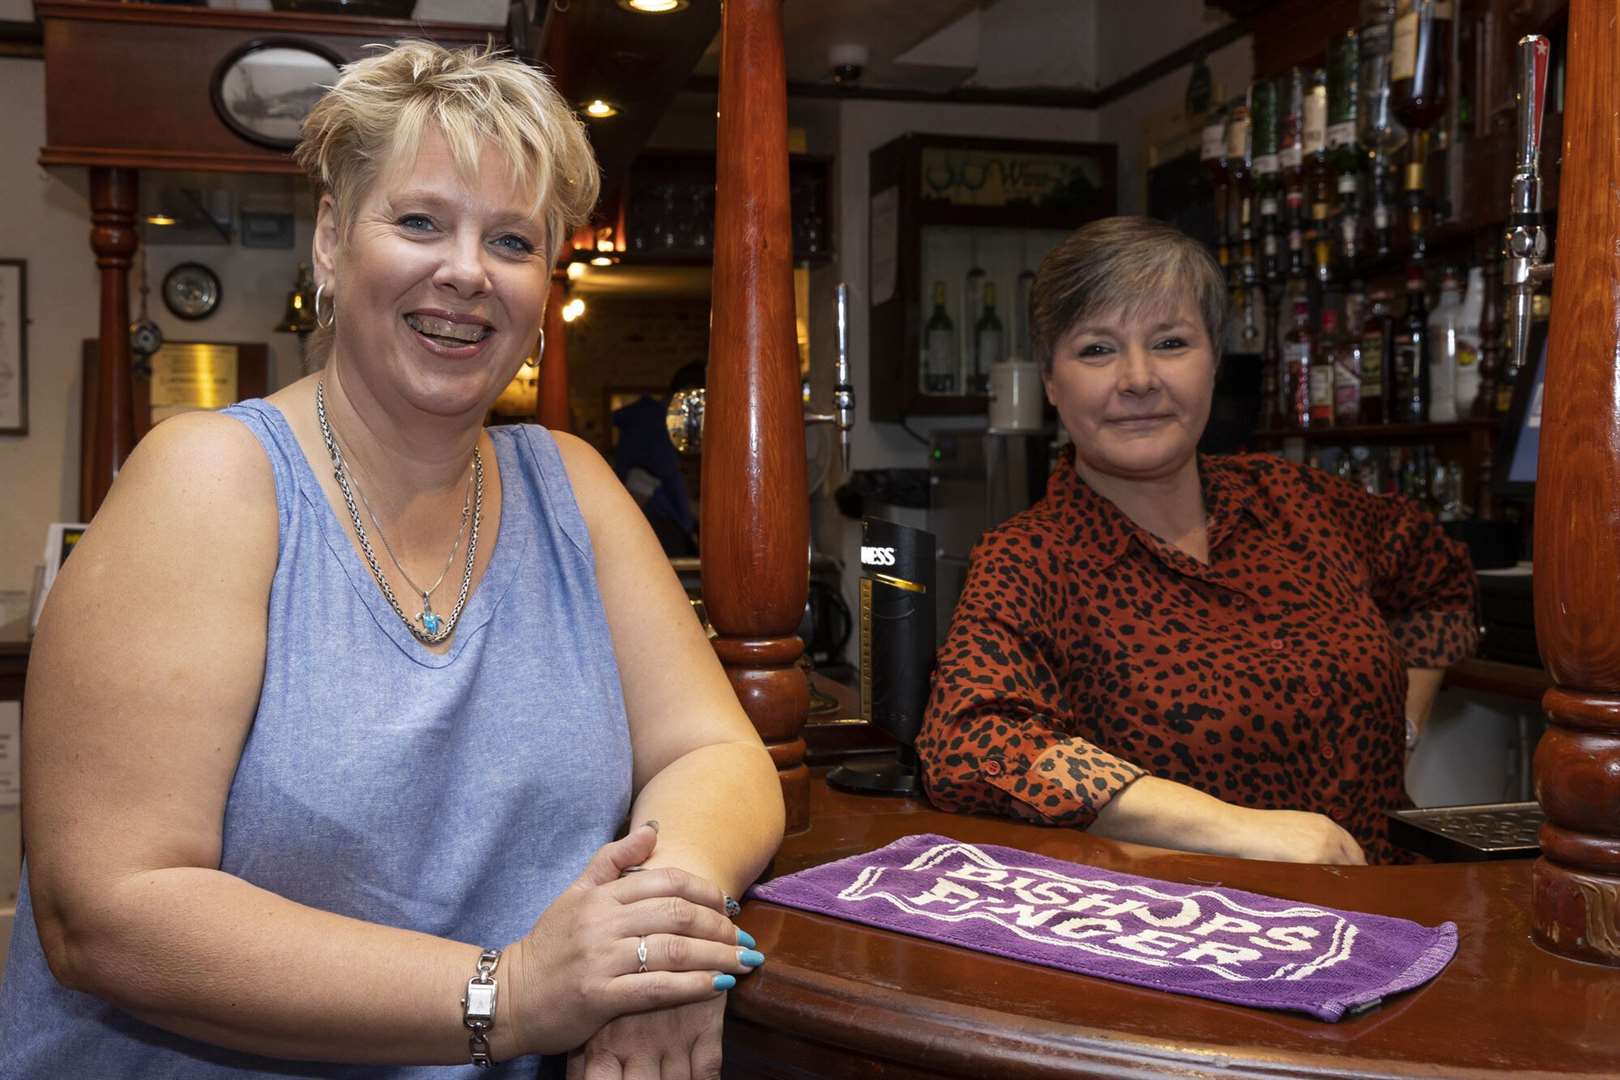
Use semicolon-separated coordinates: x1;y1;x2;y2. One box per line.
833;282;855;475
1505;35;1552;387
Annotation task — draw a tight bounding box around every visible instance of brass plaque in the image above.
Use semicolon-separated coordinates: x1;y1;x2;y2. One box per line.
149;343;240;423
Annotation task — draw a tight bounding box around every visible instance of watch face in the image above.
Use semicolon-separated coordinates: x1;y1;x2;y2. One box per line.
163;262;222;320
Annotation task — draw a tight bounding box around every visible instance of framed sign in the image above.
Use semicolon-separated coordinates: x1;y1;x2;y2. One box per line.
0;259;25;434
211;39;343;150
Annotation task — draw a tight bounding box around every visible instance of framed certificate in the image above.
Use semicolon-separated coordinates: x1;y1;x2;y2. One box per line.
0;259;26;435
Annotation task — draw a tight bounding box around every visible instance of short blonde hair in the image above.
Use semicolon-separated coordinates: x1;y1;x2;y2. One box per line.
295;38;598;267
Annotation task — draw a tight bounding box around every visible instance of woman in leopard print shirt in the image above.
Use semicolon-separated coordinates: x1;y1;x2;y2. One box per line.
915;217;1477;865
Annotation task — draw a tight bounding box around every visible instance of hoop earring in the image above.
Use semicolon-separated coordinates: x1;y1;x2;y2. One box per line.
314;282;336;330
536;328;546;358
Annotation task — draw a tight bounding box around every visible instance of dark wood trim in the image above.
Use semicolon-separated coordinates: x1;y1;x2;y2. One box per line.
87;168;137;521
0;18;43;59
38;148;302;175
1092;15;1254;104
537;275;571;432
34;1;498;41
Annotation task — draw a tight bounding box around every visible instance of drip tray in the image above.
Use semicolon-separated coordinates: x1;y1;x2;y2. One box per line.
1387;802;1544;862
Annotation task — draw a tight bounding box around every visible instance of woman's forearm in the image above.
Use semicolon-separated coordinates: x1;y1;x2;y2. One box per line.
629;740;784;896
1087;775;1239;854
54;866;530;1065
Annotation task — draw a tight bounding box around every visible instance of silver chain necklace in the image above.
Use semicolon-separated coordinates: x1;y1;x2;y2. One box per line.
316;378;482;645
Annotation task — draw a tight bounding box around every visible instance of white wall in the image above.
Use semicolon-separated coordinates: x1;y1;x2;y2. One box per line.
0;61;99;625
0;58;313;621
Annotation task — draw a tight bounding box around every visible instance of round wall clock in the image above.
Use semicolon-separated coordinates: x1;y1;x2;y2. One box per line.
163;262;223;320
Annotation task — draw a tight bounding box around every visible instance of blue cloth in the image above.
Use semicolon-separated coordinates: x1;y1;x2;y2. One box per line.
0;401;631;1078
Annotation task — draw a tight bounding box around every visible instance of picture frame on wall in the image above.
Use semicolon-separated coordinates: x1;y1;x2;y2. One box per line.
211;38;344;151
0;259;26;435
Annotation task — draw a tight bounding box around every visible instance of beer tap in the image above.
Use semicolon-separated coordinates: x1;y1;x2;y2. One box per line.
668;282;857;474
803;283;857;475
1504;34;1553;384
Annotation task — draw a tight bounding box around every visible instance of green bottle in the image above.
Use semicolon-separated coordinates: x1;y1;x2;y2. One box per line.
972;282;1004;395
923;281;957;394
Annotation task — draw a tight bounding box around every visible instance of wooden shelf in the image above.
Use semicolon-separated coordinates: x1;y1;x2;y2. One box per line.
1253;418;1498;445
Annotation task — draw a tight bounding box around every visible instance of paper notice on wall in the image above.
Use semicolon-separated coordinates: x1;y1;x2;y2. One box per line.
870;186;899;306
0;702;17;809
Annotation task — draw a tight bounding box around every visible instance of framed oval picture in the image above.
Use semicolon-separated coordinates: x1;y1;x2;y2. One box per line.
211;39;344;150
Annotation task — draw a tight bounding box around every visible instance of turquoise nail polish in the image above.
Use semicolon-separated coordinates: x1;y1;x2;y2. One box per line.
713;973;737;991
735;929;756;949
738;949;765;968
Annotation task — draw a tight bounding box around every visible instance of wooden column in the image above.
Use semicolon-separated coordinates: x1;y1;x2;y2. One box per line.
85;167;138;520
537;274;571;433
703;0;810;832
1531;0;1620;967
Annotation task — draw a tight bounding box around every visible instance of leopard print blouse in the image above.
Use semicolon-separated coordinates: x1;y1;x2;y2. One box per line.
914;449;1479;864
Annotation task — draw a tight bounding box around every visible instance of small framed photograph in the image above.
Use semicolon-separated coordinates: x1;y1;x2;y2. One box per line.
0;259;26;435
211;38;344;151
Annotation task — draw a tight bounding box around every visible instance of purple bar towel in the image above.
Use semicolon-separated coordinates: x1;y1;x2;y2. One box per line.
750;834;1457;1022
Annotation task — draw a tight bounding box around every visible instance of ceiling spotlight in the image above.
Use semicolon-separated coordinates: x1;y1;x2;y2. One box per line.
146;214;177;226
562;297;587;322
590;255;614;266
583;99;619;119
618;0;687;12
566;261;587;280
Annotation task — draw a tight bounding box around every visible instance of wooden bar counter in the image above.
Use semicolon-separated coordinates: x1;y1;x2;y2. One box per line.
724;774;1619;1079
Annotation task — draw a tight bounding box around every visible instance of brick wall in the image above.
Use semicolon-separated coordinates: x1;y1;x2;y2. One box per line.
564;294;711;455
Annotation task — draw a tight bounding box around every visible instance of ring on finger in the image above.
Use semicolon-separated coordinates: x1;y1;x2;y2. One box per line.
636;935;649;974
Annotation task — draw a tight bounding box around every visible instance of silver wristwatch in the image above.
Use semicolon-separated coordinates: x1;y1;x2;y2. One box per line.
461;947;501;1068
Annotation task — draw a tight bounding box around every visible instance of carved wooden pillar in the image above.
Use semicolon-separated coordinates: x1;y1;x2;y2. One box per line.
1531;0;1620;967
703;0;810;832
85;167;138;520
538;274;571;433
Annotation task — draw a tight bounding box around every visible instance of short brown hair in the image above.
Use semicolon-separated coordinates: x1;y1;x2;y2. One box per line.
1030;216;1226;373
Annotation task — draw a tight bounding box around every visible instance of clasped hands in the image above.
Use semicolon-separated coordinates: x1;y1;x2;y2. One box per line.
500;823;761;1077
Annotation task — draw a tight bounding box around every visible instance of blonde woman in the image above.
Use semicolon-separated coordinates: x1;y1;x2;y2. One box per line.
3;43;782;1078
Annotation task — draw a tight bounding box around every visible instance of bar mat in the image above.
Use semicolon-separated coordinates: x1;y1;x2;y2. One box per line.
750;834;1457;1022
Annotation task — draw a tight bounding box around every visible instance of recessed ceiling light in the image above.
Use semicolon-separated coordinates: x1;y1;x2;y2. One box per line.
566;261;587;280
618;0;687;13
583;99;619;119
590;255;614;266
146;214;177;226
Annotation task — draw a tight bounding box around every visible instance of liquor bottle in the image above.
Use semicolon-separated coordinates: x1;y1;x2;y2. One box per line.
1391;267;1430;422
922;282;958;395
1330;306;1363;423
1359;287;1396;423
1426;268;1463;422
1390;0;1453;133
1225;99;1256;287
1358;0;1406;158
1281;297;1315;428
1312;307;1342;426
1282;69;1310;281
1369;158;1397;260
1454;265;1484;416
972;282;1004;395
1304;69;1335;286
1327;31;1361;174
1251;78;1283;284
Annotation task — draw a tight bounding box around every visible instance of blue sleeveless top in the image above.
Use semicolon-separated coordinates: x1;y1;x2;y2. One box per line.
0;400;632;1078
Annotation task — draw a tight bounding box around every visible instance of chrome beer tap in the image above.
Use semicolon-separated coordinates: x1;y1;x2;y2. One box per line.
668;282;857;471
1504;34;1553;384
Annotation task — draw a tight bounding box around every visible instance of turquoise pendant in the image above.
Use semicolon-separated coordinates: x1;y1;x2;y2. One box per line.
419;595;442;636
